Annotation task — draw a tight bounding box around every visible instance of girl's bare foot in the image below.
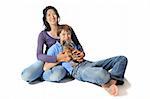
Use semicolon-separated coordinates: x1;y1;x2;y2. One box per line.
104;84;118;96
102;80;119;96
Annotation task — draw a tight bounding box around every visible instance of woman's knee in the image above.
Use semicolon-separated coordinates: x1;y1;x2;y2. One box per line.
21;61;44;82
21;69;34;82
42;67;67;82
47;73;65;82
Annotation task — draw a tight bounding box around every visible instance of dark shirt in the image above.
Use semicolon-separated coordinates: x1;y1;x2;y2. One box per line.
37;29;84;63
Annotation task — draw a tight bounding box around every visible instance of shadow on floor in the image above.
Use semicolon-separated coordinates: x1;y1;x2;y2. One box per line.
29;76;74;85
118;78;131;96
28;77;131;96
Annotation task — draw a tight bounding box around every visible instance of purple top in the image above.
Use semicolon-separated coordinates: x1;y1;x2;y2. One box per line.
37;29;84;63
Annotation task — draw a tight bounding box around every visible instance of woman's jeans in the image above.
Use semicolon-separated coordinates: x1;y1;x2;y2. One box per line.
21;60;67;83
42;65;67;82
72;56;128;85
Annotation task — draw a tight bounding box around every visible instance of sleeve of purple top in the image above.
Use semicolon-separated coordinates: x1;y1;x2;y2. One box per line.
36;32;57;63
71;27;84;52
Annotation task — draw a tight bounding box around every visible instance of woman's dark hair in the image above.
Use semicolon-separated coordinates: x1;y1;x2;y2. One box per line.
43;6;60;31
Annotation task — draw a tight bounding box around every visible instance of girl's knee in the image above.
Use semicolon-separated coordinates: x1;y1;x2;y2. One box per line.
119;56;128;62
122;56;128;60
119;56;128;67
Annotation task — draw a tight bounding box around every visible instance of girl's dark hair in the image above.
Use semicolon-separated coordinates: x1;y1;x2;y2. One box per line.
43;6;60;31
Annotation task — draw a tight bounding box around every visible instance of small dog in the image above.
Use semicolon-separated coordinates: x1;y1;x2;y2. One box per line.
62;40;79;62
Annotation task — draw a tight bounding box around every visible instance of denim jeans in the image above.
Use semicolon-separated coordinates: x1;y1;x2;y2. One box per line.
21;60;67;83
21;60;44;82
72;56;128;85
42;65;67;82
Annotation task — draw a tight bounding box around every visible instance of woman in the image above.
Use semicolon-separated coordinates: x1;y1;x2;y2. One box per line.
21;6;84;83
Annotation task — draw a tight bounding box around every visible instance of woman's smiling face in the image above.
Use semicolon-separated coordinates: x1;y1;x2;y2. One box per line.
46;9;58;25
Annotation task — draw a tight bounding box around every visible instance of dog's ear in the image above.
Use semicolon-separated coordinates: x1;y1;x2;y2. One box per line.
62;40;66;46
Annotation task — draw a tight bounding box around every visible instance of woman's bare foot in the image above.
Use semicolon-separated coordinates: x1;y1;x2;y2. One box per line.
102;80;119;96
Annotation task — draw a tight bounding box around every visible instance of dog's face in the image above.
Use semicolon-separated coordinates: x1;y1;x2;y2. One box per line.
62;40;74;56
62;40;79;60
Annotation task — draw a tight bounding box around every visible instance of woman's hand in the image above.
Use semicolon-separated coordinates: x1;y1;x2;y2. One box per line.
72;49;85;62
56;52;71;62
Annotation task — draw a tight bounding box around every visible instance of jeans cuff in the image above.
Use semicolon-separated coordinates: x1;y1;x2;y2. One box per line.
111;75;124;85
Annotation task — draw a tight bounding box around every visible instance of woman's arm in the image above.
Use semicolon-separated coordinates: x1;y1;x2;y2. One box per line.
36;31;57;63
43;62;59;71
70;27;85;61
72;49;85;62
43;52;71;71
43;43;71;71
42;43;60;71
71;27;84;52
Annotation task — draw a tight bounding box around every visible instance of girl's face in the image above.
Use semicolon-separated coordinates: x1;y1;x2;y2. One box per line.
46;9;58;25
60;30;72;44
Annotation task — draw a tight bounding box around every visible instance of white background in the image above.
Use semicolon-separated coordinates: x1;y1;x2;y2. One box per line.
0;0;150;99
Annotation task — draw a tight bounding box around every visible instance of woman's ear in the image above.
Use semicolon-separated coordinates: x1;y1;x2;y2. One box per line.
58;17;60;23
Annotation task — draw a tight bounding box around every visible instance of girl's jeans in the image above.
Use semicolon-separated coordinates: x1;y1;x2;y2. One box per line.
72;56;128;85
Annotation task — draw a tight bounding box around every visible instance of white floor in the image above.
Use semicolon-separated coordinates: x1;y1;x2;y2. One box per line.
0;71;147;99
1;0;150;99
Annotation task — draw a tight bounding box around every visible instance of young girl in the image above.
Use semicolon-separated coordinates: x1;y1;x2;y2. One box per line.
43;25;128;96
